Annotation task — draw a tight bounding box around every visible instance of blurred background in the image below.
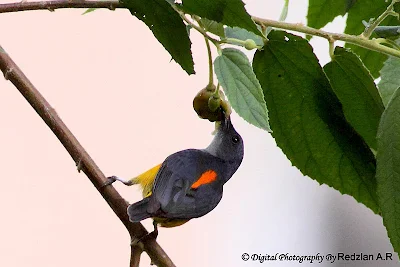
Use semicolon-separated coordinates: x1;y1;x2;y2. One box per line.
0;0;397;266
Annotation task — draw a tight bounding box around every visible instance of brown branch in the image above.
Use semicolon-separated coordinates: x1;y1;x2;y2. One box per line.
0;0;123;13
0;46;175;267
130;245;143;267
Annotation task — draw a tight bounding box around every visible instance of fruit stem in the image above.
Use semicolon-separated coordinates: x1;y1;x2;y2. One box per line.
204;37;214;86
215;83;220;96
328;38;335;59
191;15;215;87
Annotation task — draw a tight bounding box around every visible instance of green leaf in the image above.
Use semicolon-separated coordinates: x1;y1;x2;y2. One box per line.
201;18;225;38
82;8;97;15
377;87;400;257
224;27;264;46
378;51;400;106
346;47;387;78
122;0;194;74
181;0;262;37
307;0;348;29
253;31;379;213
323;47;384;150
347;0;356;9
214;48;270;131
345;0;399;78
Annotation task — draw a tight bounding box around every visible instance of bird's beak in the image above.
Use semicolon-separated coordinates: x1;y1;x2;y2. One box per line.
221;114;231;130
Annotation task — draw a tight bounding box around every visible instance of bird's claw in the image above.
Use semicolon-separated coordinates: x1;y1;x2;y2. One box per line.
130;229;158;247
147;229;159;240
101;176;117;188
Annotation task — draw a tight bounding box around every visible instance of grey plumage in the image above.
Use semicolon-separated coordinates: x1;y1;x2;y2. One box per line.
127;116;244;224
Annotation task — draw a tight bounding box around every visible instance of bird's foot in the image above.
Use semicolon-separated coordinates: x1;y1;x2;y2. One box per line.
130;229;158;247
100;176;117;188
131;221;159;246
147;228;159;240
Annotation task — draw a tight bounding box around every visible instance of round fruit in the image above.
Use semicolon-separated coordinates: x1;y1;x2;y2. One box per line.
244;39;257;50
193;84;223;122
193;84;232;122
208;95;221;112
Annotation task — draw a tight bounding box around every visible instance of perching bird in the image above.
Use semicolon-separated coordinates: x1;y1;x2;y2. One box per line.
105;114;244;237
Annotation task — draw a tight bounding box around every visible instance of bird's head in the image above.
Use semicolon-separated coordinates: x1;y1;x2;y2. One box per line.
205;114;244;165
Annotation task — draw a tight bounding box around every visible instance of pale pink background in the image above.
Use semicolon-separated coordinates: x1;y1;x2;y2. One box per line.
0;1;396;266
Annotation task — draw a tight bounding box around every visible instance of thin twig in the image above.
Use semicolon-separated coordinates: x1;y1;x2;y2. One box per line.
363;0;400;39
0;45;175;267
171;4;220;46
252;17;400;59
0;1;399;58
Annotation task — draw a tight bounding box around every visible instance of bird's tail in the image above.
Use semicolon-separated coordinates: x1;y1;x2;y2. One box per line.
127;198;152;222
130;163;161;197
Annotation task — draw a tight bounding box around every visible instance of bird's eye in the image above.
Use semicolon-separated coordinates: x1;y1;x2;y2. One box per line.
232;136;239;144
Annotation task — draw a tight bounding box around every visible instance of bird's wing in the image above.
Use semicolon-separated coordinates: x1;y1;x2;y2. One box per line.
148;149;225;219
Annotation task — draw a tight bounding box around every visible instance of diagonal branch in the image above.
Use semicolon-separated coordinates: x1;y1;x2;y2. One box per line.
131;244;144;267
0;45;175;267
0;0;123;13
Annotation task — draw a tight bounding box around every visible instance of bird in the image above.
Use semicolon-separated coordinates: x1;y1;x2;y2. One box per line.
105;114;244;238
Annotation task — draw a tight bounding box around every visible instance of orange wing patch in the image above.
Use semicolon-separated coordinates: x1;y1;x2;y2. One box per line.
191;170;217;189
